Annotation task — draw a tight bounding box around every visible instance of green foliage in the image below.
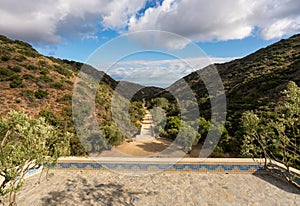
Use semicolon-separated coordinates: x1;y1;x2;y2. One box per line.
151;98;169;110
25;64;38;71
9;75;23;88
69;135;86;156
161;116;181;139
39;109;61;127
38;75;53;83
39;70;49;75
175;121;198;148
0;35;13;43
129;101;145;128
39;108;86;156
65;80;74;86
197;117;210;141
22;74;35;80
210;124;230;157
57;94;72;102
0;67;12;79
241;81;300;172
0;111;71;204
52;65;72;78
38;60;47;67
102;124;126;146
17;46;38;58
51;82;64;90
8;66;21;73
34;89;48;99
149;97;180;118
1;55;9;62
14;55;26;62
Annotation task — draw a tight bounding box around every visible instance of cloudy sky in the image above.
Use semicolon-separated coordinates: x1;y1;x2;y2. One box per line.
0;0;299;87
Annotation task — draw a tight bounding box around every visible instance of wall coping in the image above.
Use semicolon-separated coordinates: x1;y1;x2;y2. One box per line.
58;157;265;164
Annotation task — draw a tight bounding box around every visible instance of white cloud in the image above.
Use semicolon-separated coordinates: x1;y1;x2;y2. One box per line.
105;56;235;87
260;16;300;40
0;0;147;44
128;0;300;49
102;0;147;29
0;0;299;48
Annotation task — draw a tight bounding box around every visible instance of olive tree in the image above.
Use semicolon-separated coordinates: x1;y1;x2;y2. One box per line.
0;111;71;205
241;82;300;185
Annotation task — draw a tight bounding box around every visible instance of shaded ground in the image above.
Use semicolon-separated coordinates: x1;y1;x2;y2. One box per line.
15;171;300;205
116;138;173;157
98;138;201;158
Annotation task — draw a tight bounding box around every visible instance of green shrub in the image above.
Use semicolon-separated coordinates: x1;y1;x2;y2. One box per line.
65;80;74;85
38;60;47;67
18;48;37;58
34;89;48;99
0;111;71;204
70;136;86;156
9;75;23;88
23;74;35;80
10;79;23;88
57;94;72;102
14;55;26;62
1;55;9;61
8;66;21;73
51;82;64;90
0;67;12;77
14;40;33;49
53;65;72;78
40;70;49;75
39;109;61;126
38;75;53;82
0;35;13;43
25;64;38;70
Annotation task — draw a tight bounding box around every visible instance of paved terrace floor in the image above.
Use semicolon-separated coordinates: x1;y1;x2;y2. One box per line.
16;169;300;205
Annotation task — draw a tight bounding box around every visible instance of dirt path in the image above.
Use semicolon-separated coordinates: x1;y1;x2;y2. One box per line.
98;138;201;158
100;105;202;158
135;109;155;141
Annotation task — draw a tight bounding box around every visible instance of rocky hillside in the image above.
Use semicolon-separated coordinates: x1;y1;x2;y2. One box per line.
0;34;145;155
158;34;300;136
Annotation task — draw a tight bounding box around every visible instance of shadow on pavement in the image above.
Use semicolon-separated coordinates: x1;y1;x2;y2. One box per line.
252;172;300;194
41;176;157;205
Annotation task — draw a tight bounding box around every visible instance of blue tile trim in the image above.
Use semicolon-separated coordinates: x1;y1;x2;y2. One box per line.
52;162;263;173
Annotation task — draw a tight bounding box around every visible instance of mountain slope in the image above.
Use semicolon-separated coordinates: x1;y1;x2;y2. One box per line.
0;34;142;155
0;35;116;123
161;34;300;136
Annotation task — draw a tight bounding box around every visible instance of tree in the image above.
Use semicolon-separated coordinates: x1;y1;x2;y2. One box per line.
175;121;198;151
0;111;71;205
197;117;210;142
241;81;300;186
129;101;145;128
101;124;126;147
162;116;181;139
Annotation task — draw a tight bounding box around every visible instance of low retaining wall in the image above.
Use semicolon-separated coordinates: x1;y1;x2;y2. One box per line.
51;157;265;174
25;157;300;187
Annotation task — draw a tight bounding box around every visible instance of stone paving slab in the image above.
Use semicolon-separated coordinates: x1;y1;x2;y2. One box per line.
16;170;300;205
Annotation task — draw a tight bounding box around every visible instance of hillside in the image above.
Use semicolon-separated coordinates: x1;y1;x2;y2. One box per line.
0;34;144;155
1;33;299;157
157;33;300;139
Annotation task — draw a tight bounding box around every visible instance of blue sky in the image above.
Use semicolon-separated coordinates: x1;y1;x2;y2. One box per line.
37;30;281;63
0;0;299;87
